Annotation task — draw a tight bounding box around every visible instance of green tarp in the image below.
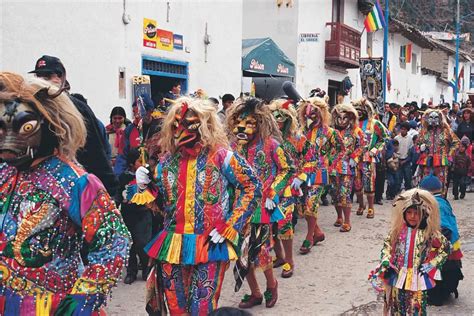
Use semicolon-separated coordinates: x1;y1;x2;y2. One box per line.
242;38;295;77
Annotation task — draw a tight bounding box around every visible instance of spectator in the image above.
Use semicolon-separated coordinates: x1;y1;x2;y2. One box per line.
456;108;474;141
394;122;413;191
29;55;118;195
386;139;400;199
218;93;235;122
387;103;400;132
464;99;472;109
452;137;472;200
106;106;131;166
208;97;220;109
164;81;181;107
116;148;152;284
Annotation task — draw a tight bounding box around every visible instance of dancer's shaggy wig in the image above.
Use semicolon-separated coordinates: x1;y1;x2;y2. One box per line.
226;98;282;143
298;96;331;130
159;97;229;153
351;98;375;119
0;72;86;160
331;103;359;128
268;99;300;136
390;188;441;246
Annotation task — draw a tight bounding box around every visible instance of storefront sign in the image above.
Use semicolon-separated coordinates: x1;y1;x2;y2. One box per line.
250;59;264;71
143;18;157;48
157;29;173;51
277;63;289;74
299;33;319;43
173;34;183;50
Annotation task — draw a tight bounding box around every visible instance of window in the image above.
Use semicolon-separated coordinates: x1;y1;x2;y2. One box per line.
332;0;344;22
411;53;417;74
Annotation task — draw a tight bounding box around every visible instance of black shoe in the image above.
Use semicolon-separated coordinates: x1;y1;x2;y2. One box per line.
454;196;459;200
375;200;383;205
321;196;329;206
142;266;150;281
124;273;137;284
460;194;465;199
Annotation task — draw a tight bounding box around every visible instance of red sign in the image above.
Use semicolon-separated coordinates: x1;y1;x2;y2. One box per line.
157;29;173;51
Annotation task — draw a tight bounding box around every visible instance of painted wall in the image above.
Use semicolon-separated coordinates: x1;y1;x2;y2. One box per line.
1;0;243;123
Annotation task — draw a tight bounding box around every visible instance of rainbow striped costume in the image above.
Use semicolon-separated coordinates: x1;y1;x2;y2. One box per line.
380;226;449;315
144;146;260;315
0;157;131;315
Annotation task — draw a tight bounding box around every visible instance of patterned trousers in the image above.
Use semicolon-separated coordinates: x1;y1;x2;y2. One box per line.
354;162;376;194
161;261;228;315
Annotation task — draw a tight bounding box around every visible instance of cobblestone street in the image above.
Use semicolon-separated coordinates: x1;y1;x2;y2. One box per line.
107;196;474;315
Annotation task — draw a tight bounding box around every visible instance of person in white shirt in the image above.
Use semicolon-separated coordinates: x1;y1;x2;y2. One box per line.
394;122;414;191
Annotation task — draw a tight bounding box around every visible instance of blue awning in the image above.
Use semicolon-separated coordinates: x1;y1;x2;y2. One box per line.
242;38;295;77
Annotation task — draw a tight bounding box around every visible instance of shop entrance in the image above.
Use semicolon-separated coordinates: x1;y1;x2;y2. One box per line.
142;55;188;104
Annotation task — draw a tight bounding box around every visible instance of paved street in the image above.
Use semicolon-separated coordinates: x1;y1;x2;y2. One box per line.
107;196;474;315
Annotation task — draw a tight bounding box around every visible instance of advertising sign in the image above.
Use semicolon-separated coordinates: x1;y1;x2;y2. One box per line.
173;34;183;50
143;18;157;48
157;29;174;51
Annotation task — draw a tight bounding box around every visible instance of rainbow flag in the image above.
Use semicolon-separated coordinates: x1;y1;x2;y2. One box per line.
400;44;412;63
364;0;386;32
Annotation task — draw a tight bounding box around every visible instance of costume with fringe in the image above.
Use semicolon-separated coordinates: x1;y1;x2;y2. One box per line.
380;227;449;315
417;124;459;193
277;134;306;239
233;137;293;270
332;127;365;207
300;125;344;216
0;157;131;315
144;146;260;315
355;118;389;195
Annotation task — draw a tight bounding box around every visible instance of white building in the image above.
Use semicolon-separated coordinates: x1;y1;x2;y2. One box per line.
0;0;244;122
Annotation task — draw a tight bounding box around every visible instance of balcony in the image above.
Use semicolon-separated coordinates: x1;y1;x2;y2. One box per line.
325;22;361;69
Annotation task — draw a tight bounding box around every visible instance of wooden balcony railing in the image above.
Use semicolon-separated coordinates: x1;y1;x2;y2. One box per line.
325;22;362;69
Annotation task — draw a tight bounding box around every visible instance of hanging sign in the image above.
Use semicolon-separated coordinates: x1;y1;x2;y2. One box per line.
173;34;184;50
157;29;174;51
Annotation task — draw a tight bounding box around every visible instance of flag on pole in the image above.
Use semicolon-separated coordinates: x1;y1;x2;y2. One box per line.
364;0;386;32
451;66;465;90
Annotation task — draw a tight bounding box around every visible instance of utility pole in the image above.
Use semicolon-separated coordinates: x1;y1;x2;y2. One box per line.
454;0;460;102
383;0;389;105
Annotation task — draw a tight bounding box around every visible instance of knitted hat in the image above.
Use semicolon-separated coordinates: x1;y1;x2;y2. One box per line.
461;136;470;146
419;175;443;193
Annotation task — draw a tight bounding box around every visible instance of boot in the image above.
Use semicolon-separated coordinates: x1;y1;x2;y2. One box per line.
124;273;137;284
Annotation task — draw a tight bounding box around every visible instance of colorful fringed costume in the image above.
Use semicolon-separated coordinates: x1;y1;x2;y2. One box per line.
0;73;131;315
373;189;449;315
141;99;261;315
417;109;459;194
228;98;292;309
353;99;389;200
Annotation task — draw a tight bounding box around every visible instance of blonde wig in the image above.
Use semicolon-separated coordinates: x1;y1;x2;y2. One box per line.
0;72;86;161
421;108;450;130
159;97;229;153
268;99;300;137
390;188;441;246
297;96;331;130
226;98;282;143
331;103;359;129
351;98;375;119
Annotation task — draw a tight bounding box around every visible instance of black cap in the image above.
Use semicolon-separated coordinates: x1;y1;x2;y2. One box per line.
29;55;66;76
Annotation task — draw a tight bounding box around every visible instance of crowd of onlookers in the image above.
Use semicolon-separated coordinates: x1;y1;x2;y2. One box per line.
374;99;474;203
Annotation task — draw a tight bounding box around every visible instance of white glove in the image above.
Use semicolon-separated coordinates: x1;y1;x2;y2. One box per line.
209;228;225;244
369;148;377;157
291;178;303;190
265;198;276;210
420;144;426;152
349;158;357;168
136;165;151;189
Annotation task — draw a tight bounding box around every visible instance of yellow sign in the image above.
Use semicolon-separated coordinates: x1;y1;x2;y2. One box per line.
143;18;157;49
157;29;174;51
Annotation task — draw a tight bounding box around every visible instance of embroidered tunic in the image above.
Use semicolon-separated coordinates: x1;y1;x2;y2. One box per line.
233;138;294;224
0;157;131;312
301;125;344;185
358;118;389;163
417;127;459;167
334;127;365;176
145;146;261;265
